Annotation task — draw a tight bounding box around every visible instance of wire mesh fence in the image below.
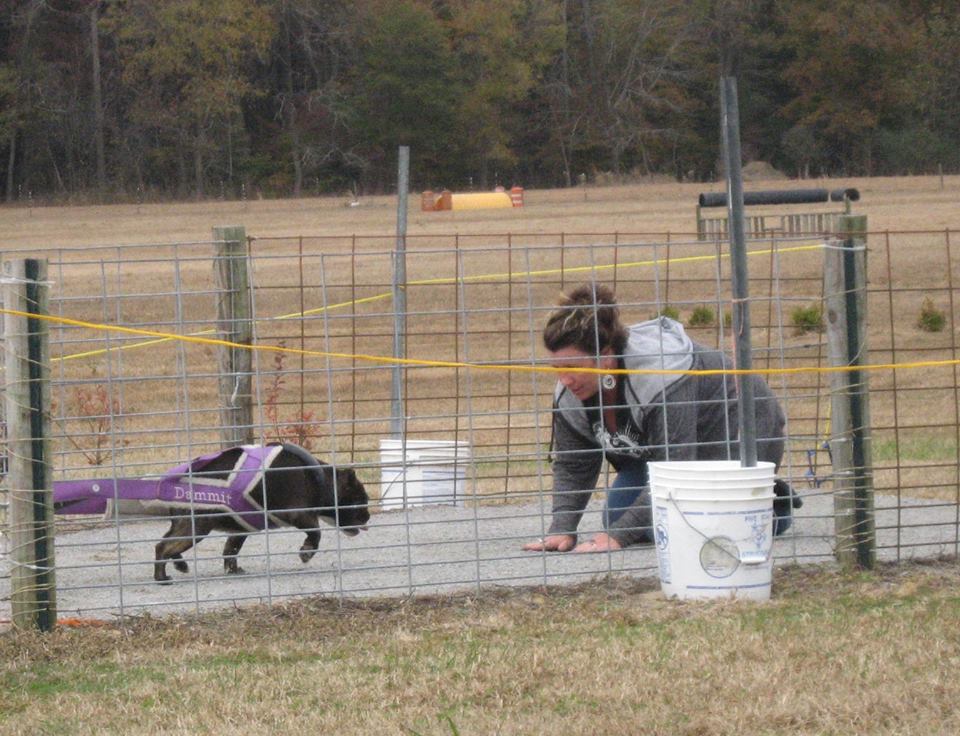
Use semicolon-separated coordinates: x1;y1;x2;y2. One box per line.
1;227;959;622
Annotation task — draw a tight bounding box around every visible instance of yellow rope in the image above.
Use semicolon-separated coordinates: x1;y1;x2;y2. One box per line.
43;241;824;363
2;240;887;378
1;306;952;378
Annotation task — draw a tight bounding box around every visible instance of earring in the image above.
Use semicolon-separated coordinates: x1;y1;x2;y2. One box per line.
601;374;616;390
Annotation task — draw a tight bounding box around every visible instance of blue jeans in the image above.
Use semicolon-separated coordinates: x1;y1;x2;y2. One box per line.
603;462;649;529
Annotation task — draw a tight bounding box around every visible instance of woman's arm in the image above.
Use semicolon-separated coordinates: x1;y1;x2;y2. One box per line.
545;412;603;538
606;377;701;547
522;408;602;552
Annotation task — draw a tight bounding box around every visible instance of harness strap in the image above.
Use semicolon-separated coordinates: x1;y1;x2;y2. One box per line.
53;445;287;532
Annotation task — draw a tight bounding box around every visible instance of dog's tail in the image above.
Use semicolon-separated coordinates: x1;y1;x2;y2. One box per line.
277;442;322;469
276;442;329;493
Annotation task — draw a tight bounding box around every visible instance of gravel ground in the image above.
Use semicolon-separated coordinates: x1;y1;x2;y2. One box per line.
2;488;958;622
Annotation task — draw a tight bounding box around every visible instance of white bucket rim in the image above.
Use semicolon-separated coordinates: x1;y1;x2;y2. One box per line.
379;438;472;469
650;476;775;486
649;460;775;475
379;438;471;450
650;459;775;502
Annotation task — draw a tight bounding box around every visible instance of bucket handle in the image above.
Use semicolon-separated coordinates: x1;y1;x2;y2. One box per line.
665;491;771;566
738;550;771;566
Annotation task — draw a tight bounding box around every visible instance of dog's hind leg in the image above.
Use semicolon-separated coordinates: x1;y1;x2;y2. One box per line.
155;518;208;584
222;533;249;574
171;553;188;573
299;528;321;563
153;516;213;583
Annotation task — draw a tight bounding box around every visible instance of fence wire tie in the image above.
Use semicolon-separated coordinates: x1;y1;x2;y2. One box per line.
8;559;55;573
0;275;56;286
822;241;867;252
230;375;241;405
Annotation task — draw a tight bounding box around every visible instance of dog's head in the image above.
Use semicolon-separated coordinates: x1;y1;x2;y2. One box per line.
330;466;370;536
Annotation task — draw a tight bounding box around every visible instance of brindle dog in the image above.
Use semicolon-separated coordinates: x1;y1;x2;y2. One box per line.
154;444;369;583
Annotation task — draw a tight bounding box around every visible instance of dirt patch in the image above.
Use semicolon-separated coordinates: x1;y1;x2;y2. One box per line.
742;160;788;181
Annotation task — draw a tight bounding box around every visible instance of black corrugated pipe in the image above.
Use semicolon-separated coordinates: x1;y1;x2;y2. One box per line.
698;187;860;208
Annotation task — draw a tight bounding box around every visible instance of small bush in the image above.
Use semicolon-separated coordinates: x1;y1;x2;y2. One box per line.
723;311;732;328
791;304;823;334
651;305;680;321
263;345;325;450
687;305;716;327
54;384;131;466
917;297;946;332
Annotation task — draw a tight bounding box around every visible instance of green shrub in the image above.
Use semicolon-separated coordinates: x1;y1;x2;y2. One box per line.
688;305;716;327
651;305;680;321
917;297;946;332
790;304;823;334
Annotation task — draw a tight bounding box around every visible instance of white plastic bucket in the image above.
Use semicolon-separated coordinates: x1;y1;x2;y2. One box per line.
379;439;471;510
650;460;776;601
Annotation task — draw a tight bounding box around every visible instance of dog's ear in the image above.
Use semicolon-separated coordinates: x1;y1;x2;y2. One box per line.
334;466;355;484
336;468;368;504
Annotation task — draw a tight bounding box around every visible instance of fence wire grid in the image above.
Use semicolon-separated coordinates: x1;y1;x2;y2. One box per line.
2;228;959;621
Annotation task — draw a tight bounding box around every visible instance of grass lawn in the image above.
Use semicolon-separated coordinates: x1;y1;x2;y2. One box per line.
2;560;960;735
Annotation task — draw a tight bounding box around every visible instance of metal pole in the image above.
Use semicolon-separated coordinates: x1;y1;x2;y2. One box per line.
3;258;56;631
720;76;757;466
824;215;874;568
391;146;410;437
840;215;875;568
213;225;254;446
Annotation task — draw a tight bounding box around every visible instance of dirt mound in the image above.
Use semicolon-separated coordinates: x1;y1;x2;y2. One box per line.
742;161;788;181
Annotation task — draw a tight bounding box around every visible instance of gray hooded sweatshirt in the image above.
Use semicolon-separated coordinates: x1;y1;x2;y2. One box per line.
546;317;786;547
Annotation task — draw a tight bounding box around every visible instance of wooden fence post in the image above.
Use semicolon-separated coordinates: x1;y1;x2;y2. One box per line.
213;226;255;447
2;258;56;630
824;214;875;568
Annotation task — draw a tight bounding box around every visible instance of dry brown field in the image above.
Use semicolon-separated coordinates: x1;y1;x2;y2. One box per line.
1;174;957;249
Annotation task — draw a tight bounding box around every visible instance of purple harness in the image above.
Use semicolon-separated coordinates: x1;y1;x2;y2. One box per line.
54;445;286;532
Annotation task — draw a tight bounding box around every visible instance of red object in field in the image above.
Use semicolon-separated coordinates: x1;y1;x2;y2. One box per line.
421;190;454;211
509;186;524;207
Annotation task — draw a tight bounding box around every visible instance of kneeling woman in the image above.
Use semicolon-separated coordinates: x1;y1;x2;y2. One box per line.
522;282;800;554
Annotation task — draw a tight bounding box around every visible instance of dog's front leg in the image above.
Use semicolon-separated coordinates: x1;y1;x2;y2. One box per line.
222;533;249;574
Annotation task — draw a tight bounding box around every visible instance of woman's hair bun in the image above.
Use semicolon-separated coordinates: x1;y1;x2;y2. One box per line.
543;282;628;355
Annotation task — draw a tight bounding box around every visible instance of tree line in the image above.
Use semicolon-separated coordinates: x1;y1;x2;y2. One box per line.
1;0;957;203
